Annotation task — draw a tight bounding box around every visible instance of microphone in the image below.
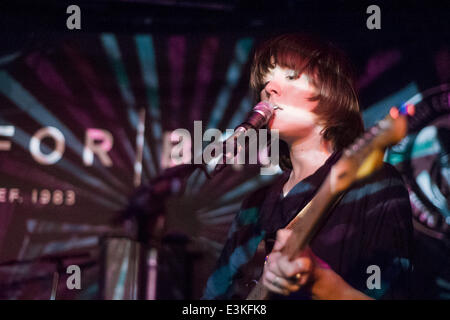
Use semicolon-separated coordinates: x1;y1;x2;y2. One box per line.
235;100;276;131
211;101;275;174
226;101;275;145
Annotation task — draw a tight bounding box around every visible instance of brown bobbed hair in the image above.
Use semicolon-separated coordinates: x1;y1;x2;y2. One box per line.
250;33;364;170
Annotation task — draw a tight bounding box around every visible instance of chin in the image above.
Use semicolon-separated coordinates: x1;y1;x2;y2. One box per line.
268;117;294;132
268;115;284;130
269;118;316;141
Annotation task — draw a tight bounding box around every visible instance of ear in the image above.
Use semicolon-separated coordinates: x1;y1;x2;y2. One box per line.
321;136;334;154
279;144;293;171
318;126;334;152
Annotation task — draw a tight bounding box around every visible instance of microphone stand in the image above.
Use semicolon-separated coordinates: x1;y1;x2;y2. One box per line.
126;102;274;298
127;145;252;299
123;163;210;299
133;143;255;298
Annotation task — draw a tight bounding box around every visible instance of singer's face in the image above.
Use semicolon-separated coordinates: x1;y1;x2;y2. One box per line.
260;65;319;143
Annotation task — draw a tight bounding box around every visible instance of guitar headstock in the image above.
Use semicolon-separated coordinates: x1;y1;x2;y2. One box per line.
330;104;414;195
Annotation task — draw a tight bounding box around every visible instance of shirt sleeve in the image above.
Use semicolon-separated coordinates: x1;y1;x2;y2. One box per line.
201;195;267;300
358;165;414;299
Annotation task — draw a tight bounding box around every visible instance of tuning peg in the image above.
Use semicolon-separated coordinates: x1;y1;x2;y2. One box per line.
369;125;380;136
378;119;391;130
398;103;415;116
344;147;354;158
345;137;366;157
389;107;399;119
356;137;366;148
363;131;374;140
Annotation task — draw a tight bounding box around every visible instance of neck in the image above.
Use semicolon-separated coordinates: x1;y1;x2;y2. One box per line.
286;128;332;182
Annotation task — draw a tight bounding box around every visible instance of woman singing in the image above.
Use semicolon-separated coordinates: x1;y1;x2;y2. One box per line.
202;33;413;300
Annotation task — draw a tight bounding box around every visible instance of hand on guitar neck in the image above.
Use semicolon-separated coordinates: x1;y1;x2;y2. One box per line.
261;229;373;300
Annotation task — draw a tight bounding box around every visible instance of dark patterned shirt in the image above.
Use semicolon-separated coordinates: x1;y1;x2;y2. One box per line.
202;151;414;300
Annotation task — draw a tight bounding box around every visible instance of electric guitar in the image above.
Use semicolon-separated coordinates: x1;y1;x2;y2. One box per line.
246;104;415;300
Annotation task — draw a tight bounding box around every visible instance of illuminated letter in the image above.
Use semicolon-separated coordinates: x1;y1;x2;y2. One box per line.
29;126;65;165
83;129;113;167
0;125;14;151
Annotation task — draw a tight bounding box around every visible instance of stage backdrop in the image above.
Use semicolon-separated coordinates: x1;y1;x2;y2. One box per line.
0;1;449;299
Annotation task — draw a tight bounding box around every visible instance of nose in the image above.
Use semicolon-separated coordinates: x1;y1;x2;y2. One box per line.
264;80;281;98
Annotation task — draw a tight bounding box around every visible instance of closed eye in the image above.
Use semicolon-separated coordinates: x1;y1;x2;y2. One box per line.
286;70;299;80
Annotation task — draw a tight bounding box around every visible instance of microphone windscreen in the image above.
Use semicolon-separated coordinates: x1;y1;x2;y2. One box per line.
245;101;275;129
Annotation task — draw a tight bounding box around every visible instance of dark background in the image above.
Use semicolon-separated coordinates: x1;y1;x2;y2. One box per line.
0;0;449;299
